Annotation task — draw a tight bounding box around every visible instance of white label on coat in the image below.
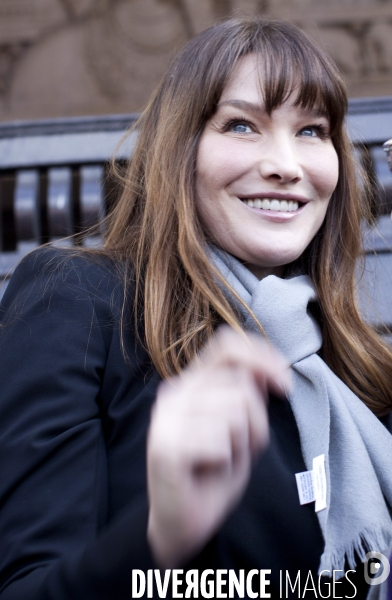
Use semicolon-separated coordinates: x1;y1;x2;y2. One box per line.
295;470;315;505
313;454;327;512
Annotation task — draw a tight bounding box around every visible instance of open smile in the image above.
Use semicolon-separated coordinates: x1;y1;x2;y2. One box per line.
237;193;309;221
238;192;309;213
241;198;302;212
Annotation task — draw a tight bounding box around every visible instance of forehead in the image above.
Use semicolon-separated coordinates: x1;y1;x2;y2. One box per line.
220;54;262;104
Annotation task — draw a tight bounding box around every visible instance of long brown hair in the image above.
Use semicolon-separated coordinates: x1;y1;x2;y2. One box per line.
105;18;392;415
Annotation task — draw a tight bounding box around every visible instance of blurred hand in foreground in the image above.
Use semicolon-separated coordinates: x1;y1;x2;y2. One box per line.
147;326;291;568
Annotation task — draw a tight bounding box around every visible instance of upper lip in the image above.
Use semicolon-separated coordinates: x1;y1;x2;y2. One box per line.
238;192;310;204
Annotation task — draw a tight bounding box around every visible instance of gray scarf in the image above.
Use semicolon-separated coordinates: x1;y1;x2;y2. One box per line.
210;246;392;574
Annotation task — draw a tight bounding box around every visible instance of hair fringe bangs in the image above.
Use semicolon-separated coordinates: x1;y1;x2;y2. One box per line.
247;26;347;135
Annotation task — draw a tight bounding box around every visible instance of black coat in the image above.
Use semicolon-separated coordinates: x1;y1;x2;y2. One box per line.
0;248;380;599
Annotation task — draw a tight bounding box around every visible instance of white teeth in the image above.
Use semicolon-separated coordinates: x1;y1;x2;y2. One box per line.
280;200;288;212
243;198;300;212
262;199;270;210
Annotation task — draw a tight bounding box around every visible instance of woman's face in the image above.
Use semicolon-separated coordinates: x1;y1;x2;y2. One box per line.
196;54;339;279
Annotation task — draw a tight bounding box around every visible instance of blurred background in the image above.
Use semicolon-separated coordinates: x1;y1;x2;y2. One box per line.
0;0;391;122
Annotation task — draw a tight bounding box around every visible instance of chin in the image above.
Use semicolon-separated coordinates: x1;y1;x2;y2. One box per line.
249;250;303;270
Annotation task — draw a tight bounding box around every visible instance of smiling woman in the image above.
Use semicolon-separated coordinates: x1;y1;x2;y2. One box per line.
196;55;339;278
0;17;392;600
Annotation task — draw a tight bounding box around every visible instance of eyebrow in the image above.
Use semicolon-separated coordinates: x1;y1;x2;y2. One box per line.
217;99;328;119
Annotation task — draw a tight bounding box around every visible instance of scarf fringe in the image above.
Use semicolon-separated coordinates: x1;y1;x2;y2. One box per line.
319;525;392;574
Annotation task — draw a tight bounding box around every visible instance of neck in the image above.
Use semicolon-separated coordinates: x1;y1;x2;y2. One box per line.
240;261;285;280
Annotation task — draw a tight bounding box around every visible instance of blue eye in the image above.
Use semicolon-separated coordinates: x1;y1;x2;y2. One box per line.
223;118;253;134
300;127;317;137
231;122;252;133
299;125;328;139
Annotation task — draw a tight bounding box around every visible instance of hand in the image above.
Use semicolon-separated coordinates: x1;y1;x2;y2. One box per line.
147;326;291;568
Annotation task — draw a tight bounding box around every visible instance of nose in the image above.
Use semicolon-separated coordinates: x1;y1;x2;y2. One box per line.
258;138;303;184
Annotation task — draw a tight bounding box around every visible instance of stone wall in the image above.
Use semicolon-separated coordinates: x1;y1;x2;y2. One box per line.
0;0;391;122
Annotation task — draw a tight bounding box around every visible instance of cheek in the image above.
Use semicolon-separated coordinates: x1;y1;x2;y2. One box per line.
195;151;222;235
195;150;236;243
196;136;247;199
310;151;339;197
